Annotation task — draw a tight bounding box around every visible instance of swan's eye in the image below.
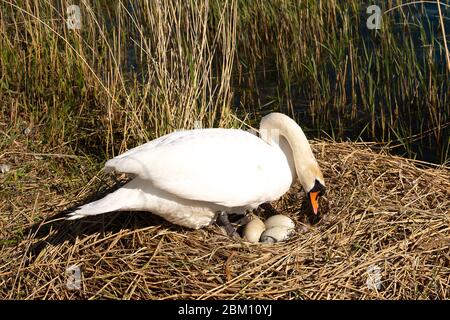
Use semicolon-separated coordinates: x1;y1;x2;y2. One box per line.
319;185;326;197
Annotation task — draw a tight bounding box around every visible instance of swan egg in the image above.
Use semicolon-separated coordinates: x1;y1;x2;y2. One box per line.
243;217;266;243
264;215;295;230
260;226;294;243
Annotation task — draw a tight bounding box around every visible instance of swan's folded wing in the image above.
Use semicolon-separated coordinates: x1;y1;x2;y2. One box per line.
105;129;277;207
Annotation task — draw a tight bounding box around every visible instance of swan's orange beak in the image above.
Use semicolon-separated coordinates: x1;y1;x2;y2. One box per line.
310;191;320;215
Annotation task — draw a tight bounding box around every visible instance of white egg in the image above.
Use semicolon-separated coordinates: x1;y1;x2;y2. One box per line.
243;217;266;243
264;214;295;230
260;226;294;243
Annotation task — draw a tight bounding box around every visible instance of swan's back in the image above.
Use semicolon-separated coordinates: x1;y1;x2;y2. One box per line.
105;128;293;208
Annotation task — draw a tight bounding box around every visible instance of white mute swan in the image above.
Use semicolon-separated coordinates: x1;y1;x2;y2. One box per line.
67;113;325;235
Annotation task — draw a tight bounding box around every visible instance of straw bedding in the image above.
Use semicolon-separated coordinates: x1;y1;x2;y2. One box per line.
1;141;449;299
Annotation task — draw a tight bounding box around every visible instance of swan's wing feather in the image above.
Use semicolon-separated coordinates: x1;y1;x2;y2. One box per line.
105;129;281;207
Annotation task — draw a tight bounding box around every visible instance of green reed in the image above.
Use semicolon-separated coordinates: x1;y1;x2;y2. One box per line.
1;0;448;164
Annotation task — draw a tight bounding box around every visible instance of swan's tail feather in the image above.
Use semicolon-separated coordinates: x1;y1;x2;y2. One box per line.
66;201;118;220
66;186;138;220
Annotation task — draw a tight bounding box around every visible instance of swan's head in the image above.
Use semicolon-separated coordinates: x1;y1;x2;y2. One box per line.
298;162;326;215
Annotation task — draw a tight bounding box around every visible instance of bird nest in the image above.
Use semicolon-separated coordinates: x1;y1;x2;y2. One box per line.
1;141;449;299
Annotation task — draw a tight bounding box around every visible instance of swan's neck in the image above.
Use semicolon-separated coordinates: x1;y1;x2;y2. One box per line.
259;113;323;192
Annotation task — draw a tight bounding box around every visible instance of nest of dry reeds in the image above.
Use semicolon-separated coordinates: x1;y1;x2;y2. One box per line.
1;141;449;299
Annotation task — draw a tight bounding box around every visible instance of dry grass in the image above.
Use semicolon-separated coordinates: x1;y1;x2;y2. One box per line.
1;139;449;299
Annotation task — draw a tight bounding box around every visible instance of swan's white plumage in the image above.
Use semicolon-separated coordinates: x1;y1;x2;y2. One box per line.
105;129;292;207
67;113;323;229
